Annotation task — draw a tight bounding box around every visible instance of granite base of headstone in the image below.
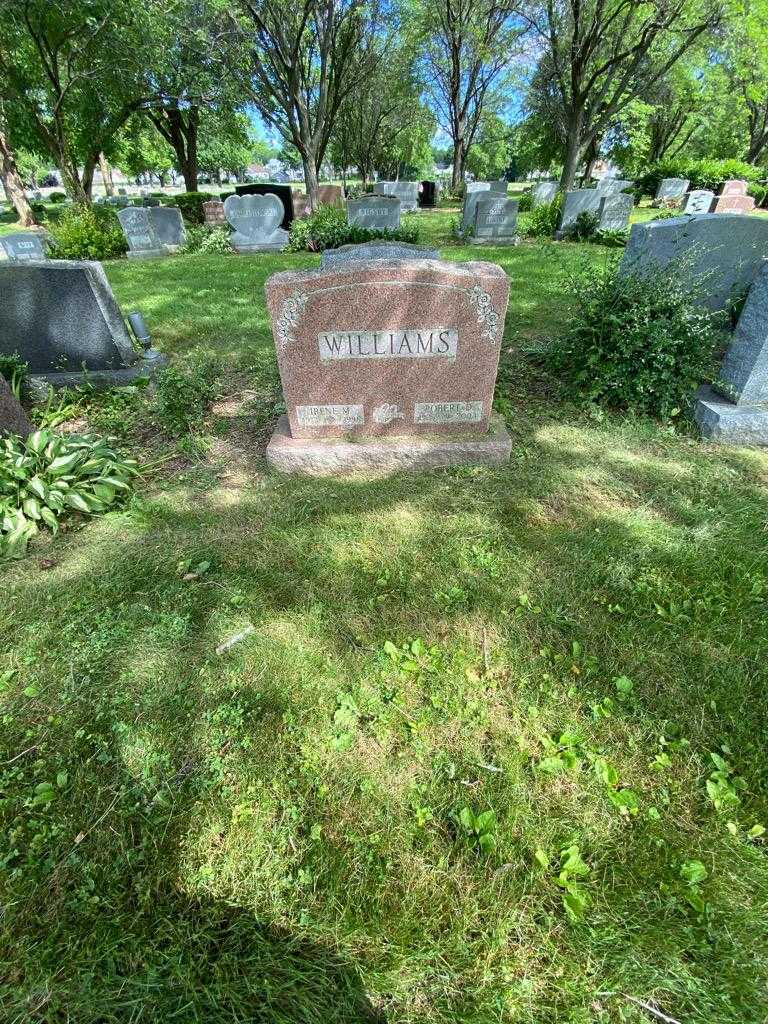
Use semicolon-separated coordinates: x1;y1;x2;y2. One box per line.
620;213;768;311
1;233;47;262
347;195;401;231
0;259;167;388
224;193;288;252
468;197;519;244
695;261;768;444
320;241;439;269
0;375;31;438
263;257;512;474
235;183;294;229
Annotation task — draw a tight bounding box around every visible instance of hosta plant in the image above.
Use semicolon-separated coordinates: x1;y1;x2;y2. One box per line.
0;430;138;560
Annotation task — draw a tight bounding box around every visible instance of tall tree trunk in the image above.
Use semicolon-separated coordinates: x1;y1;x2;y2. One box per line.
0;112;37;227
559;121;585;192
451;140;464;189
302;154;319;210
98;153;115;196
82;154;98;200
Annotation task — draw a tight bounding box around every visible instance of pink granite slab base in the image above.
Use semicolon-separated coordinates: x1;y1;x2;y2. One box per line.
266;413;512;475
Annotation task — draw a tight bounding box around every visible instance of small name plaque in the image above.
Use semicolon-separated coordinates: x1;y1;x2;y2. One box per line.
414;401;483;424
296;404;364;427
318;328;457;361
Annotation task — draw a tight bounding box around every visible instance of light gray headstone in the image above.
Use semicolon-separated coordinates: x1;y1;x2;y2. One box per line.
597;178;633;195
683;190;715;214
599;193;633;231
470;197;518;243
117;207;164;258
716;261;768;405
0;260;137;374
347;195;401;230
223;192;288;251
148;206;185;248
387;181;419;211
656;178;689;201
489;180;508;194
320;241;439;268
532;182;558;207
559;190;602;231
1;233;46;262
620;213;768;310
465;182;491;195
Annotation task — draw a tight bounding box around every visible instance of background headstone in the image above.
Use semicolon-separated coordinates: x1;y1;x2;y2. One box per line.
388;181;419;211
0;259;164;385
0;375;31;438
620;213;768;311
489;180;508;194
142;197;161;207
347;195;401;230
203;199;226;226
117;207;164;258
465;182;491;195
234;183;294;230
148;206;186;249
683;190;715;214
721;179;749;197
316;185;344;207
419;181;438;208
321;241;439;268
470;197;518;243
597;178;633;194
265;257;509;442
532;182;558;207
0;233;46;262
712;180;755;215
599;192;633;231
655;178;689;202
224;193;288;252
292;191;311;219
558;189;602;233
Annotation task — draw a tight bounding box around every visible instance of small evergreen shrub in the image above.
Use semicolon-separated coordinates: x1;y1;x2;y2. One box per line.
179;225;234;255
169;191;214;225
48;203;127;260
520;194;562;238
547;256;723;419
0;430;138;560
286;204;420;252
154;354;221;434
48;192;66;204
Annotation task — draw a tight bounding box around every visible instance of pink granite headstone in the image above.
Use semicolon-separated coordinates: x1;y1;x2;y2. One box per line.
316;185;344;208
721;179;749;197
713;180;756;214
203;199;226;226
265;258;510;441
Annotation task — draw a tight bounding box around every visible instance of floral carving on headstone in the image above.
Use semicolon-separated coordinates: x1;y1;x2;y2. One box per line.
468;285;501;343
275;290;308;354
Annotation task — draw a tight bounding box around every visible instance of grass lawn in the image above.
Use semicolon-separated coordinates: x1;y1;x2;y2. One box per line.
1;206;768;1024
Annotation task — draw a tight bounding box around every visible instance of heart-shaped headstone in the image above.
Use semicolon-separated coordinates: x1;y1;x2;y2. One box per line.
224;193;283;241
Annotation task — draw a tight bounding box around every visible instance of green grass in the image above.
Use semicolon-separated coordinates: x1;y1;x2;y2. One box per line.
1;210;767;1024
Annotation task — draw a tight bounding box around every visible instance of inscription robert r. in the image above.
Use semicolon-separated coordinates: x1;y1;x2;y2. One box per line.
414;401;483;424
318;328;458;360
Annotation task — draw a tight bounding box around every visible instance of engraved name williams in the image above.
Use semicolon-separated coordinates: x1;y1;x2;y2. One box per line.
318;328;458;360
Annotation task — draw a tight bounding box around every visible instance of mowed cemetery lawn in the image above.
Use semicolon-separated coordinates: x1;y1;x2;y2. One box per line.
2;205;768;1024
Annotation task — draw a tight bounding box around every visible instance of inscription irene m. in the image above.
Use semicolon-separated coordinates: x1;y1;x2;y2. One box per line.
318;328;458;360
296;403;364;427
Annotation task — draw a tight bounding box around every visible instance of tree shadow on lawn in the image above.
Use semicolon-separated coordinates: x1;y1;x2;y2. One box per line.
3;425;768;1022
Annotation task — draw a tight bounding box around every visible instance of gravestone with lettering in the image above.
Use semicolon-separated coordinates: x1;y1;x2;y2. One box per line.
712;180;756;215
0;260;166;387
599;192;633;231
655;178;689;203
557;189;602;235
532;181;558;207
224;193;288;252
683;190;715;214
235;183;294;230
469;196;519;244
118;207;164;258
1;233;46;262
264;257;512;473
150;206;186;249
320;241;439;269
203;199;226;226
142;197;161;207
0;375;31;438
389;181;419;211
696;261;768;444
347;195;401;231
620;213;768;311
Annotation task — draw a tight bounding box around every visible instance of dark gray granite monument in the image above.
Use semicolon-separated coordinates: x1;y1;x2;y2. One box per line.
118;207;164;259
696;262;768;444
224;193;288;252
1;233;46;262
620;214;768;310
469;196;519;244
347;195;401;230
150;207;186;249
0;260;166;388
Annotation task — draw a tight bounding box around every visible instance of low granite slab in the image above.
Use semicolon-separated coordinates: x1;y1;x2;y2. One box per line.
347;195;401;230
0;375;31;437
1;233;46;262
620;213;768;310
320;241;439;268
0;259;166;388
118;207;165;258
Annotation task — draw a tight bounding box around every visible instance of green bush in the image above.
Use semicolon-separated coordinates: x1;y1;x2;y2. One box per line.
0;354;28;400
520;194;562;238
747;183;768;207
30;201;47;219
169;191;214;225
637;159;763;198
516;190;533;212
0;430;138;560
48;191;66;204
48;203;127;260
547;256;722;419
179;225;234;255
563;210;600;241
286;204;420;252
154;354;221;435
